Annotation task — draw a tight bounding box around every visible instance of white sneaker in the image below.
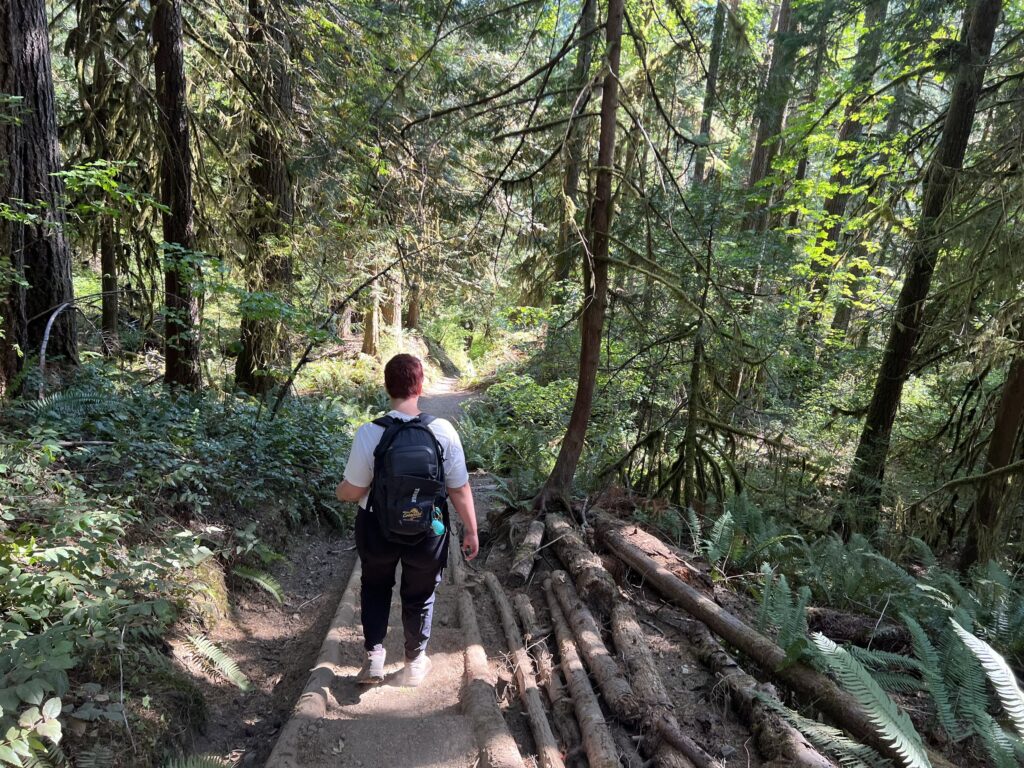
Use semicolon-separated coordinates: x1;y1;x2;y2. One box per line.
357;645;386;685
401;653;432;687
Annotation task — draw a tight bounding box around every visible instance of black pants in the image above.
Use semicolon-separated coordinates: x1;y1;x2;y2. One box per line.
355;507;449;658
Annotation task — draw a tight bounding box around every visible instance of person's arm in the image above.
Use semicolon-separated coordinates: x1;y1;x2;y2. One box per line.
338;426;373;506
336;480;368;503
447;482;479;560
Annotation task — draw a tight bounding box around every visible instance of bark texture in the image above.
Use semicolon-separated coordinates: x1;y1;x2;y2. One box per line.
236;0;295;394
544;580;620;768
484;573;566;768
512;593;583;762
597;518;956;768
960;356;1024;570
839;0;1003;534
509;519;545;586
1;0;78;383
545;513;617;615
155;0;201;390
537;0;623;508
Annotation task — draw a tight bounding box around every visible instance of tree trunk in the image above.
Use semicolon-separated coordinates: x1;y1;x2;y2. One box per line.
555;0;598;284
801;0;888;329
692;0;726;185
236;0;295;395
537;0;623;509
837;0;1002;536
960;357;1024;570
743;0;795;233
361;293;379;356
0;0;78;377
155;0;201;390
0;7;27;391
100;219;119;353
404;281;421;329
338;304;353;338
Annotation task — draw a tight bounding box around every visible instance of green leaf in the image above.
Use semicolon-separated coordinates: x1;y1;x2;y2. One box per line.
951;620;1024;737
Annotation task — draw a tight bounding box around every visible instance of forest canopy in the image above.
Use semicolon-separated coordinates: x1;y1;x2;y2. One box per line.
2;0;1024;765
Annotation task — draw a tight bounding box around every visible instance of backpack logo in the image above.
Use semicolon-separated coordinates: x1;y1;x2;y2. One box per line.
403;507;423;521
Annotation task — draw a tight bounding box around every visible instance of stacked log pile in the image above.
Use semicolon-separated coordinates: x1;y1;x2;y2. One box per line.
472;505;958;768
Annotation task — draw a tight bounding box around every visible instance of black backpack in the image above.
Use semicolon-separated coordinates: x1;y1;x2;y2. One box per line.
367;414;448;542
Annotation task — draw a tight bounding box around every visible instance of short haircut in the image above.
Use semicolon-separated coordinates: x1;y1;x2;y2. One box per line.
384;354;424;399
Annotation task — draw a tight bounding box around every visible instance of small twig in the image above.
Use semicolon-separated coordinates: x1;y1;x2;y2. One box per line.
295;593;323;611
118;625;137;754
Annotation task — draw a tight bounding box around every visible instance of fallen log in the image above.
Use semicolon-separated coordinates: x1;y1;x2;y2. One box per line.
611;603;729;768
806;607;910;652
509;519;545;586
484;573;566;768
679;614;836;768
512;593;584;761
546;513;617;616
544;579;620;768
597;519;958;768
549;571;639;720
633;595;835;768
553;571;717;768
452;537;525;768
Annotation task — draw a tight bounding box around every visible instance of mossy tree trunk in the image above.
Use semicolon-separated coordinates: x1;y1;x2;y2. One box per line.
236;0;295;395
155;0;201;390
837;0;1003;536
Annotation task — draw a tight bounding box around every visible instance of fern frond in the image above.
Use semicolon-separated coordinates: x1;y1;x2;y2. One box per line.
24;743;69;768
232;566;284;603
163;757;236;768
758;694;893;768
75;746;116;768
705;510;734;563
951;619;1024;737
685;506;702;551
185;634;250;690
902;614;962;739
810;633;932;768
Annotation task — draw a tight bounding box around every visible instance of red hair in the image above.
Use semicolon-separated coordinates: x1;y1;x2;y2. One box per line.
384;354;424;400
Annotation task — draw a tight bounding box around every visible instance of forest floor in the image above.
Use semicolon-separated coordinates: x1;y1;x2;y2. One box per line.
188;377;763;767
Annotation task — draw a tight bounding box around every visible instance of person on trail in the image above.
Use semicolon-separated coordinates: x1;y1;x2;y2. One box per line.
336;353;480;687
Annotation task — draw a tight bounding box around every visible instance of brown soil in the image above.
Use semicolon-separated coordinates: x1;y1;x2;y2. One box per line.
186;530;356;766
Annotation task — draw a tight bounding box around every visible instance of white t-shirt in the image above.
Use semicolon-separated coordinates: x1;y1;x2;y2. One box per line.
343;410;470;509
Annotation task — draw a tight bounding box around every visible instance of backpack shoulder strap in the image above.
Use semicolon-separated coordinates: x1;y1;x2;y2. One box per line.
418;413;436;425
373;415;396;428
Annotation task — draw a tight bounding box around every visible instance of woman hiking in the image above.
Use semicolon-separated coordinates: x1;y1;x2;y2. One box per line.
336;353;480;687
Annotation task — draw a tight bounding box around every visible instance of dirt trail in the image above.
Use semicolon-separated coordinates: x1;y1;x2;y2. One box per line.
263;379;518;768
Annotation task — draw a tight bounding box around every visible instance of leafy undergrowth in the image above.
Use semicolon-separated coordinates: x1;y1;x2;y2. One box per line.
607;491;1024;768
0;363;372;767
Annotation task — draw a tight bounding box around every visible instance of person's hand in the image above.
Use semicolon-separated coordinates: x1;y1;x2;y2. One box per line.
462;532;479;561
